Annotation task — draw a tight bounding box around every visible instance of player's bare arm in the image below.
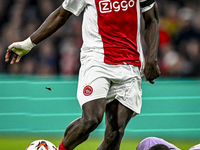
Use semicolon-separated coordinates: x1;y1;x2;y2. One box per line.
5;6;72;65
143;2;161;84
154;2;159;23
31;6;72;44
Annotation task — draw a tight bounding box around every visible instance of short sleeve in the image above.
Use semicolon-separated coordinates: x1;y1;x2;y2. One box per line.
62;0;86;16
140;0;155;13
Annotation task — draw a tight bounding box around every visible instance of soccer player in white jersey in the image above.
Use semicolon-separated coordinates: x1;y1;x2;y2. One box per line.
5;0;160;149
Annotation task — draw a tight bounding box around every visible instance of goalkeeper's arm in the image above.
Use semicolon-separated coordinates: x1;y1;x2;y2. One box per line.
5;6;72;64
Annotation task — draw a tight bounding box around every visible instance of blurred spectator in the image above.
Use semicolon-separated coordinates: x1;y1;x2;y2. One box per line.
157;0;200;77
0;43;6;72
0;0;200;77
59;37;80;75
35;40;58;74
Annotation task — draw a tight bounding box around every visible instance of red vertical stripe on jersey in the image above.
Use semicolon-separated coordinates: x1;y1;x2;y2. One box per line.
95;0;141;68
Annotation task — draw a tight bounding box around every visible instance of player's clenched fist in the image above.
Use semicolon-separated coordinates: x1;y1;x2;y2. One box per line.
144;61;161;84
5;37;36;64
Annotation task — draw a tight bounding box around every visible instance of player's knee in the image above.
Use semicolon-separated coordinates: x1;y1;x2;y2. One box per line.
82;117;102;132
105;127;125;141
118;127;125;137
105;130;118;142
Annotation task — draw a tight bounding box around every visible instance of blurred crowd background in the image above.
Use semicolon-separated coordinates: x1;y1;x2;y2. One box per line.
0;0;200;77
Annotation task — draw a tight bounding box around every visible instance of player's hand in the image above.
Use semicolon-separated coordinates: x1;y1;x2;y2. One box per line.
5;49;21;64
144;61;161;84
5;37;36;64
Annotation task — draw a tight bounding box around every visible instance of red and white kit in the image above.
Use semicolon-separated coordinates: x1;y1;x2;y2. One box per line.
62;0;155;114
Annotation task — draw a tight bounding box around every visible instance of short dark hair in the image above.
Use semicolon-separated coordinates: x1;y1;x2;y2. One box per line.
148;144;170;150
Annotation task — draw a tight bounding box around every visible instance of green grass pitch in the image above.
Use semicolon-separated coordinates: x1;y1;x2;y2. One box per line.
0;136;199;150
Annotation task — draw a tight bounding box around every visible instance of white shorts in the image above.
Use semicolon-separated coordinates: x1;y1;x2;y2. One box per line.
77;58;142;114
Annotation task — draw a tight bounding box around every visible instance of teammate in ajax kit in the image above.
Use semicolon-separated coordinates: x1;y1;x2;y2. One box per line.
5;0;160;149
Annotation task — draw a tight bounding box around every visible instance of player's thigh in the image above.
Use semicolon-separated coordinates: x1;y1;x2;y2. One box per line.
105;100;134;130
82;98;107;122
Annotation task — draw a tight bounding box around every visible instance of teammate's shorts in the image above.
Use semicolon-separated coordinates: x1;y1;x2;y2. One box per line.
77;58;142;114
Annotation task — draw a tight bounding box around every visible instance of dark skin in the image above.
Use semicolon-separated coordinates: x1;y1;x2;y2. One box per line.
97;100;135;150
143;2;160;84
5;3;160;150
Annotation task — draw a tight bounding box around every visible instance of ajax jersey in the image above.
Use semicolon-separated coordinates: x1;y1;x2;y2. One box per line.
62;0;155;68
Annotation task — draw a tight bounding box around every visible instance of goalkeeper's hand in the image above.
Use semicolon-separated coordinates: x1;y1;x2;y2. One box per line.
5;37;36;64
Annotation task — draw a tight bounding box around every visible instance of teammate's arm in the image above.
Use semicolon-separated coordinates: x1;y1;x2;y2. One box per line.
142;2;161;84
5;6;72;64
